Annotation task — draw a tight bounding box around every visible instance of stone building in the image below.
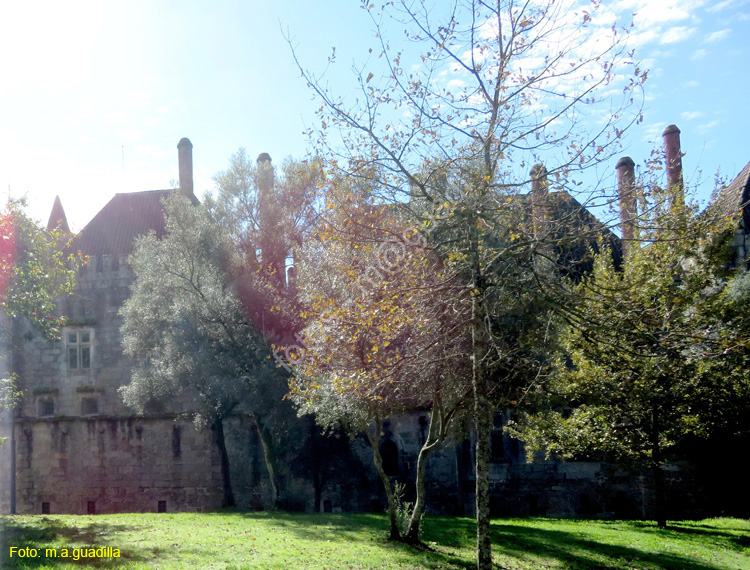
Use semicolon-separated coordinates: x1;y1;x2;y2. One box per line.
1;128;747;517
0;139;233;515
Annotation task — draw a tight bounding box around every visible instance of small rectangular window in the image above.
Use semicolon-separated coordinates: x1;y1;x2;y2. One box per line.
38;399;55;417
66;329;92;370
87;501;96;515
81;398;99;415
42;502;50;514
158;500;167;513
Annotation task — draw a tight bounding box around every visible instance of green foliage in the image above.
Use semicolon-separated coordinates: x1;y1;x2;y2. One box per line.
0;375;20;445
0;200;78;339
207;149;321;266
119;194;272;422
511;184;750;467
392;482;421;540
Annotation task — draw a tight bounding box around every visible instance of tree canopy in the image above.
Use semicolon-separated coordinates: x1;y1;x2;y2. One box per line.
291;185;471;541
292;1;645;564
119;194;275;507
1;200;77;338
509;181;750;527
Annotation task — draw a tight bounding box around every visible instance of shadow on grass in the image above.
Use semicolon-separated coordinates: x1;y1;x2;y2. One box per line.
0;517;154;569
233;513;740;570
230;511;477;569
3;513;744;570
487;520;737;570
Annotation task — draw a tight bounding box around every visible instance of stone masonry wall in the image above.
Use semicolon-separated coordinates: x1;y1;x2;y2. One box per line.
12;416;223;514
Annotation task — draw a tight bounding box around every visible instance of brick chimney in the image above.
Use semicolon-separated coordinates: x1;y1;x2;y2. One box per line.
530;163;548;242
257;153;284;287
616;156;638;260
662;125;684;212
177;137;193;198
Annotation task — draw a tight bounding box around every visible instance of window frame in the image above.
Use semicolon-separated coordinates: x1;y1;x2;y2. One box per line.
81;397;99;416
65;328;93;371
37;398;55;417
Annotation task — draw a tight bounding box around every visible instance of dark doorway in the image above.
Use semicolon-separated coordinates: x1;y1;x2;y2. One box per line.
380;439;399;476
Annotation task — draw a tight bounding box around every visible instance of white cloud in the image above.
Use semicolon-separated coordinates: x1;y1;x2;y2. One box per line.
681;111;703;120
704;29;731;43
683;80;700;87
628;28;660;47
706;0;736;12
619;0;707;24
660;26;696;43
697;120;719;133
692;49;708;60
641;122;664;143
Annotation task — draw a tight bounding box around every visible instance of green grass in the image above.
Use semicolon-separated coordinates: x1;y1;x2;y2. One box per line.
1;513;748;569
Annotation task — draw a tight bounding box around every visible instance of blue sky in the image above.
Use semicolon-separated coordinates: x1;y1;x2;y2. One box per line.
0;0;748;232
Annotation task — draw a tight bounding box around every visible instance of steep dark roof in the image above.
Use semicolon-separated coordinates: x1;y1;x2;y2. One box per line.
533;190;623;275
71;189;174;256
705;160;750;229
47;195;70;233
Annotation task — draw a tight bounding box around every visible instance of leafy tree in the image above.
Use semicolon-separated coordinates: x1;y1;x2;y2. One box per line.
1;200;77;338
207;149;321;297
206;150;330;506
119;194;275;507
1;200;78;446
291;186;472;542
510;185;750;527
291;1;643;561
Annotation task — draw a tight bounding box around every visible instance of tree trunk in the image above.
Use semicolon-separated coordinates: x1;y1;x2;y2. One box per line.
253;414;280;507
473;359;493;570
651;406;667;528
313;471;324;513
367;423;401;541
214;418;236;508
470;230;493;570
404;406;442;545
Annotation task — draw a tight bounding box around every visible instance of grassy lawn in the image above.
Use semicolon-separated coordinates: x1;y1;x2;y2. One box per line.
0;512;748;570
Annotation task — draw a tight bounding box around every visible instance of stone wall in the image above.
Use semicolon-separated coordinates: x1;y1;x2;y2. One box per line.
13;257;137;420
11;416;224;514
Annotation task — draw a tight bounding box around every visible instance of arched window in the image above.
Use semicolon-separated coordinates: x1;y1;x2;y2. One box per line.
380;439;399;476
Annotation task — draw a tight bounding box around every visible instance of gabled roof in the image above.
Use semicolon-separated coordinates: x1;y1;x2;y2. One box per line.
529;190;623;275
70;189;174;256
47;195;70;233
705;160;750;229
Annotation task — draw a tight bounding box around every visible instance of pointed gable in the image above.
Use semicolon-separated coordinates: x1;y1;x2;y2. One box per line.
47;195;70;233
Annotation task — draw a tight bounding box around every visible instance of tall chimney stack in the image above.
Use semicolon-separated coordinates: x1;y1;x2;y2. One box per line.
530;163;549;242
177;137;194;198
616;156;638;260
662;125;684;212
257;153;284;287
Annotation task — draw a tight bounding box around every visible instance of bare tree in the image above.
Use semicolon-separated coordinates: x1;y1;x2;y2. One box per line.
290;1;645;566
